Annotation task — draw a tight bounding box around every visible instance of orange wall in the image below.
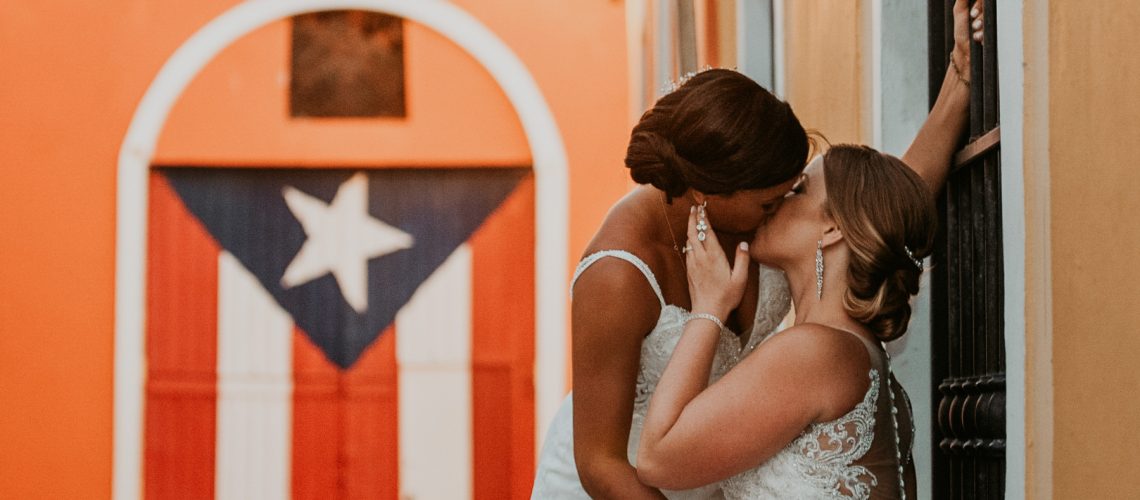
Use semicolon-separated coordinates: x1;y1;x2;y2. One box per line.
1048;0;1140;497
782;0;867;145
0;1;629;498
156;19;529;167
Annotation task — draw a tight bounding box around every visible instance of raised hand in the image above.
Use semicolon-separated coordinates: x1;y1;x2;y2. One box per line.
953;0;985;67
683;204;750;323
970;1;986;43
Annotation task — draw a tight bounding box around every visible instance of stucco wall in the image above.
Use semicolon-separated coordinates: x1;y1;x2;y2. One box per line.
1048;1;1140;497
0;1;629;497
782;0;866;144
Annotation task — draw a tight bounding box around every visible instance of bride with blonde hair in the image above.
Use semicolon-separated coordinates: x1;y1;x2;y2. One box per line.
638;145;936;498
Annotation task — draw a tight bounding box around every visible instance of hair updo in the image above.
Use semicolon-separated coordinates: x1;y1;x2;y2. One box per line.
822;145;937;342
624;69;809;202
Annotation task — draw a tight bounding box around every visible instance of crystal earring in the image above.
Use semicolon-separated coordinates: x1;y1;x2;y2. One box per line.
696;201;709;242
815;239;824;299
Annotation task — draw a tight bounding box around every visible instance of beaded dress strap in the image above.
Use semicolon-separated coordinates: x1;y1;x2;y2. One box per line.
570;250;666;308
832;328;909;500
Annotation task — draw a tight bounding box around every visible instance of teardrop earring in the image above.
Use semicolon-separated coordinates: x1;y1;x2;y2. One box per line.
815;239;824;299
696;201;709;242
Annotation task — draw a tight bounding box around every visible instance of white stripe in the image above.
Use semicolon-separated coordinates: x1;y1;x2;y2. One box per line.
396;245;473;499
215;251;293;500
117;3;568;496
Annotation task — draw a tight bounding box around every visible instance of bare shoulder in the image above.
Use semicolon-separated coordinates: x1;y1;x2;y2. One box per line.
741;324;876;422
573;256;660;316
573;211;666;336
582;188;660;255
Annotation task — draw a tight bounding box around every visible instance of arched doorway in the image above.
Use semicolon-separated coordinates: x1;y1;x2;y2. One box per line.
114;1;568;498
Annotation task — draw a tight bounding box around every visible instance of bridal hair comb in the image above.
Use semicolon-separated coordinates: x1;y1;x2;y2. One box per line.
903;245;923;269
659;66;733;95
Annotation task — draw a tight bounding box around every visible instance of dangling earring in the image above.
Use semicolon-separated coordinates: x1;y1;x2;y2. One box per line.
815;239;824;299
696;201;709;242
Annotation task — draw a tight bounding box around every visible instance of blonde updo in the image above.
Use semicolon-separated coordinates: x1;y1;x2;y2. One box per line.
822;145;937;342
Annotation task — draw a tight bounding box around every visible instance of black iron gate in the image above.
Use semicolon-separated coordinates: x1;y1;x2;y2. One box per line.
927;1;1006;498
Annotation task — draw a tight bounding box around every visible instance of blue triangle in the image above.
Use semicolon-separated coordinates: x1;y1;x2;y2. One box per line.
163;166;529;368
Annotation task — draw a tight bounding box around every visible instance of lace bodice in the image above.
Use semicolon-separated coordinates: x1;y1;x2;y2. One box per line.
718;334;914;500
632;304;740;411
532;250;793;500
570;251;792;406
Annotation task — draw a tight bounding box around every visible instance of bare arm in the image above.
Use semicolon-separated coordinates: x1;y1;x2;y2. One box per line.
637;325;870;489
636;208;869;489
572;259;667;499
901;0;978;193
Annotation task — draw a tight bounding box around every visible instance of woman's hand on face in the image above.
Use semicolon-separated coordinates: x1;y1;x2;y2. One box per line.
684;205;750;322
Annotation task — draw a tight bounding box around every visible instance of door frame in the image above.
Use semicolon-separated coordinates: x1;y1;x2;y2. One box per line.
996;0;1052;498
112;1;569;498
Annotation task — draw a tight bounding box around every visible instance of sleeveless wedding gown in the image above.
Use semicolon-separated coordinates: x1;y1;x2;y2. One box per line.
530;250;791;499
718;329;915;499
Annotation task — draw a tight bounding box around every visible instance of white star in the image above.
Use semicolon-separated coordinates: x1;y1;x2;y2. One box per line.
280;172;413;313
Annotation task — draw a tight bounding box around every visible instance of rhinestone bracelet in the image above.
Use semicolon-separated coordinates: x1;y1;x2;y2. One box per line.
686;312;726;331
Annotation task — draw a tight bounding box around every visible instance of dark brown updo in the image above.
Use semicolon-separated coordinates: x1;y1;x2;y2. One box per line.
624;69;809;202
822;145;937;342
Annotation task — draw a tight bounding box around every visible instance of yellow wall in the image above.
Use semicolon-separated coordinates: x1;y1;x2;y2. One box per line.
0;1;629;497
782;0;867;145
1048;0;1140;497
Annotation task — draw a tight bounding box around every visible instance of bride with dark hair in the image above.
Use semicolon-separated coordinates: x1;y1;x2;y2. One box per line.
532;1;981;497
533;67;813;500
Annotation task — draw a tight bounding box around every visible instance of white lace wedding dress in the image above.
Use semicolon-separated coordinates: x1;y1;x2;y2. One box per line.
530;250;791;499
718;329;915;499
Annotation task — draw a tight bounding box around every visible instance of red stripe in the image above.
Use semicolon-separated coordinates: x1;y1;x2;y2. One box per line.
145;172;218;500
342;326;399;498
291;328;339;499
470;175;536;499
292;326;399;499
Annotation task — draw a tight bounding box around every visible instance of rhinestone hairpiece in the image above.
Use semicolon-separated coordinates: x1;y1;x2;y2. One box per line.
658;66;736;95
903;246;923;269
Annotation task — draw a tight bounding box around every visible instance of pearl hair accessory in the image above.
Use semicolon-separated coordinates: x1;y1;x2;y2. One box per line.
903;245;923;269
658;66;731;95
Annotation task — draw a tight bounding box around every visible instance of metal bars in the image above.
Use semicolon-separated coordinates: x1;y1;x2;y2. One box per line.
928;1;1006;498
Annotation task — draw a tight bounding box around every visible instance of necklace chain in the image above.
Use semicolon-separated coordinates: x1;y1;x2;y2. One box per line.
659;196;685;262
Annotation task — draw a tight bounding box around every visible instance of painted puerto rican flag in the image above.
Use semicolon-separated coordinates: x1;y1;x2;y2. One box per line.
144;166;535;499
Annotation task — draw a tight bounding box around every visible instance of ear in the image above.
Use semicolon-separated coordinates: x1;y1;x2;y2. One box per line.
689;190;707;207
820;225;844;248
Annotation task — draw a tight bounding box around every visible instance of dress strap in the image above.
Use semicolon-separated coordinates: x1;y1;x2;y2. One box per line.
571;250;667;308
831;327;908;498
829;327;885;371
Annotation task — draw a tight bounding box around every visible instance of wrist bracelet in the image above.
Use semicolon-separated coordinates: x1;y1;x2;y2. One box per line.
950;51;971;87
686;312;726;331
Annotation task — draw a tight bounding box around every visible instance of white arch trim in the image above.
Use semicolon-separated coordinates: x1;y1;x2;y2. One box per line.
113;1;569;498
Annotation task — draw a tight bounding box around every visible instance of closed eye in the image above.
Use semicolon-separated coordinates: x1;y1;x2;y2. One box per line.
785;174;807;197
